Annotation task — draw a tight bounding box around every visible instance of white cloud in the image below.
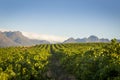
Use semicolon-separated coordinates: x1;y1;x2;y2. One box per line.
0;28;67;43
22;32;67;43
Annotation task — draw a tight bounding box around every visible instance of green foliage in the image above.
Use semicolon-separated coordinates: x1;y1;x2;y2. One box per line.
0;44;51;80
0;41;120;80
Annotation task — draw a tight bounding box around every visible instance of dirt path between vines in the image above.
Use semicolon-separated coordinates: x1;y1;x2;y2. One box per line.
46;45;76;80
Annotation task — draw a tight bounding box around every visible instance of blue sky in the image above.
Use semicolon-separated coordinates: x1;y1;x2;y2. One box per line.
0;0;120;41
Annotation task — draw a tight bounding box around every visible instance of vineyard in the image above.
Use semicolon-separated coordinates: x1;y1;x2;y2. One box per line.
0;39;120;80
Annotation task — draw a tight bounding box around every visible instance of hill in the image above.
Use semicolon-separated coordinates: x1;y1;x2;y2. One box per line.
64;35;110;43
0;31;50;47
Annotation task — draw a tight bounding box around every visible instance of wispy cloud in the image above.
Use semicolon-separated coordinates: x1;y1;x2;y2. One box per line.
0;28;67;42
22;32;66;42
0;28;15;32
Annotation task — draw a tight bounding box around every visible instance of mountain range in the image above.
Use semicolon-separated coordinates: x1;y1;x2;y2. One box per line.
63;35;110;43
0;31;119;47
0;31;50;47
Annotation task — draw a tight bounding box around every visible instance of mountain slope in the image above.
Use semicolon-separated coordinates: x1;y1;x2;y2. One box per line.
3;31;32;46
63;35;110;43
0;31;50;47
63;37;77;43
31;39;50;44
0;31;19;47
88;35;99;42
